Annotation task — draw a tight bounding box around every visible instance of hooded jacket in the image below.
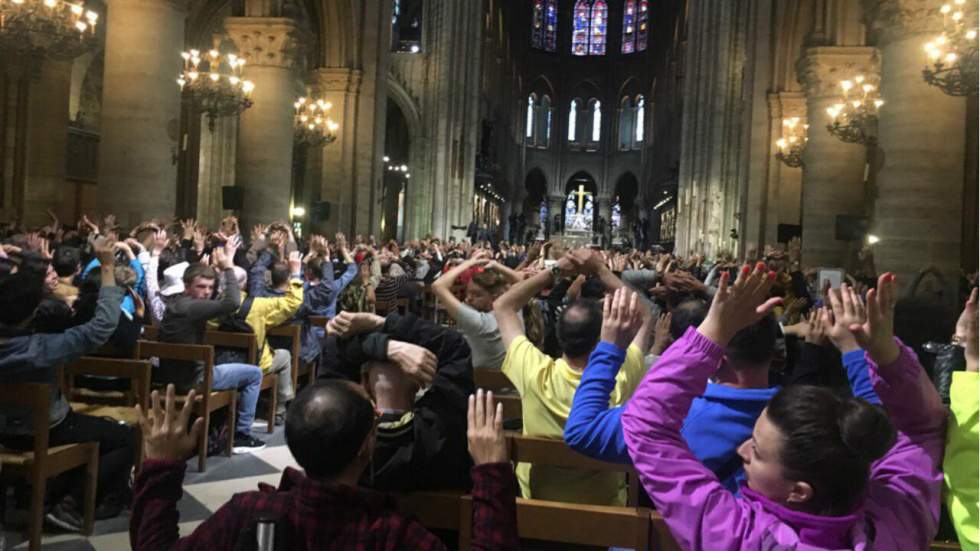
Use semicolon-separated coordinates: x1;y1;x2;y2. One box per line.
0;285;123;435
319;312;475;491
621;327;946;551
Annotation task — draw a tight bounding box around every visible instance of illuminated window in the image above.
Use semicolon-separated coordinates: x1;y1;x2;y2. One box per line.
589;0;607;55
622;0;635;54
635;95;645;144
532;0;558;51
532;0;544;49
590;99;602;142
637;0;649;51
526;94;536;139
618;96;634;151
568;98;580;142
539;95;552;146
572;0;590;55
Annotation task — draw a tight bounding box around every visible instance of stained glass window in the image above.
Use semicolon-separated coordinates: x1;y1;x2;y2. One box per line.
635;95;645;144
611;199;622;229
637;0;649;51
590;99;602;142
532;0;544;49
589;0;607;55
539;95;552;146
622;0;636;54
568;99;579;142
572;0;590;55
526;95;535;139
544;0;558;51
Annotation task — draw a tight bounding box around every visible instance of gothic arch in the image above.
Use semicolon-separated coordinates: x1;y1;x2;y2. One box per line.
386;75;422;138
617;76;643;99
319;0;356;67
526;74;557;99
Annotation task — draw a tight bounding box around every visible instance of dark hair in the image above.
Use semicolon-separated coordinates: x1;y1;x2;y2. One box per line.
557;298;603;358
270;262;291;288
183;264;216;286
471;270;507;295
306;257;325;279
670;298;709;339
766;385;895;516
726;314;778;366
52;246;81;278
0;272;45;327
285;380;375;479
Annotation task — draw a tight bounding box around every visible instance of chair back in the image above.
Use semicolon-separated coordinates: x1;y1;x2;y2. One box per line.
137;340;215;393
0;384;50;472
203;330;258;364
64;357;152;410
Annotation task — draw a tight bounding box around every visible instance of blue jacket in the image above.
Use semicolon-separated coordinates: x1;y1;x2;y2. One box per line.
82;257;144;316
564;342;880;493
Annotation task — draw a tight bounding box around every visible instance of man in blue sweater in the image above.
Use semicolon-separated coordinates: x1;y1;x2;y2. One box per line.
564;293;880;493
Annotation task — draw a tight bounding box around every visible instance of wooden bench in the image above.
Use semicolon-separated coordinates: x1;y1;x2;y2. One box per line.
268;323;302;392
202;330;277;434
64;356;152;468
136;340;235;472
0;384;98;550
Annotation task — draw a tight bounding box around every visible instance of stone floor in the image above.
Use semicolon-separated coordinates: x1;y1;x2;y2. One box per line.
1;424;295;551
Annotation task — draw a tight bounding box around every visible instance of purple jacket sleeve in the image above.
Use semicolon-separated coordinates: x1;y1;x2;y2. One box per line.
864;339;947;551
621;327;750;551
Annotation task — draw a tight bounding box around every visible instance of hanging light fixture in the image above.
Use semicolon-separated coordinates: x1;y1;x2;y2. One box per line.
923;0;978;96
0;0;99;60
774;116;808;168
177;48;254;130
825;75;883;145
293;96;339;147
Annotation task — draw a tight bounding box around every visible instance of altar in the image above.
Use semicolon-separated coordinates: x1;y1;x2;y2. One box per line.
561;183;598;247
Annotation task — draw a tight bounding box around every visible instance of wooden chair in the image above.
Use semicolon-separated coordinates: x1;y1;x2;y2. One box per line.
136;340;235;471
203;330;277;434
268;323;302;393
64;356;152;468
0;384;98;550
473;368;515;392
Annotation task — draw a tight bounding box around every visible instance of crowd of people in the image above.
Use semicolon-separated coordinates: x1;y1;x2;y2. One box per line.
0;209;975;551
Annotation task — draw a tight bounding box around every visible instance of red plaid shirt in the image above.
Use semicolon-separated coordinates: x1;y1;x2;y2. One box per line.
130;460;519;551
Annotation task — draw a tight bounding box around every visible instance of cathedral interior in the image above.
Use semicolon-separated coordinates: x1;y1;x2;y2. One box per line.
0;0;977;288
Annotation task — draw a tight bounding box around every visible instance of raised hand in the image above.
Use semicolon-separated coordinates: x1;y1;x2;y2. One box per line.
805;308;828;346
600;287;644;350
698;262;781;347
848;273;899;366
287;250;303;274
388;340;438;385
103;214;117;231
93;237;117;268
652;311;673;355
151;230;168;255
824;285;864;353
467;389;507;465
136;385;205;462
219;237;238;269
326;311;385;339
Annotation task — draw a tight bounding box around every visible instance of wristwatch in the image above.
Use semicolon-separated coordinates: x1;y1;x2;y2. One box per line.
550;264;562;282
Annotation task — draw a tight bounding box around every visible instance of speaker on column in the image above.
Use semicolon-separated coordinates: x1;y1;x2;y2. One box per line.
835;215;868;241
222;187;244;211
311;201;331;223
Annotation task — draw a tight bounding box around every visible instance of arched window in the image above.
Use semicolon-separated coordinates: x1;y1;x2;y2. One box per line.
622;0;648;53
568;99;580;142
538;95;553;146
589;98;602;143
532;0;558;52
572;0;590;55
572;0;606;56
618;96;634;151
622;0;636;54
611;198;622;229
526;94;536;139
635;95;645;145
589;1;607;56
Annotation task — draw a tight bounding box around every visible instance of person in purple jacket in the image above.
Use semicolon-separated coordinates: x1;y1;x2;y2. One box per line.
622;267;946;551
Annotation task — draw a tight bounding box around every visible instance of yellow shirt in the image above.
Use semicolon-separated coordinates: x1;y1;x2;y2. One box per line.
501;336;646;506
246;280;304;371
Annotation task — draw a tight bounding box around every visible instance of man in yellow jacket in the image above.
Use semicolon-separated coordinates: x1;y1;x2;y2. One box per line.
946;288;979;551
227;251;305;424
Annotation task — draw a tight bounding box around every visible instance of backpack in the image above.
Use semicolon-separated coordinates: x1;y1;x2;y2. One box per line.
214;296;257;365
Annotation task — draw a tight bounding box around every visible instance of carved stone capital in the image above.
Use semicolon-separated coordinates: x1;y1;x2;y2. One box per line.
862;0;945;45
310;67;364;95
225;17;303;68
767;91;807;120
795;47;880;99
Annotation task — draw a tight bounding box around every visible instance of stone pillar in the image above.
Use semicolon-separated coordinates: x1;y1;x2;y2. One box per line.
764;92;806;246
548;194;564;237
23;60;72;226
195;116;237;228
863;0;966;298
796;47;879;268
225;17;300;229
98;0;186;226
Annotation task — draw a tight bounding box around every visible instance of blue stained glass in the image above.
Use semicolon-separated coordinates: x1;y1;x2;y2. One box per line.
544;0;558;51
622;0;635;53
572;0;590;55
589;0;607;55
637;0;649;51
532;0;544;49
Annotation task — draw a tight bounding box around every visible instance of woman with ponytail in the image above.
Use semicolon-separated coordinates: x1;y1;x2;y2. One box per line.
621;267;946;550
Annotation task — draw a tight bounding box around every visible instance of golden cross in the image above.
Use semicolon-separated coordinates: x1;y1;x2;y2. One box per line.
574;184;591;212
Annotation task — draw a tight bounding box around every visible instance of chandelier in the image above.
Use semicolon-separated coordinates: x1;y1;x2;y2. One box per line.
293;97;339;147
775;117;808;168
0;0;98;60
825;75;883;145
177;48;254;130
922;0;978;96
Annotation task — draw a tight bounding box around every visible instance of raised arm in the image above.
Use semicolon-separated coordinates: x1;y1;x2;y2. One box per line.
431;252;489;318
621;264;781;551
492;253;578;347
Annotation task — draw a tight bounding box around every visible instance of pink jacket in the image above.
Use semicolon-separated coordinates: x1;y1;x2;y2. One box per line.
621;327;946;551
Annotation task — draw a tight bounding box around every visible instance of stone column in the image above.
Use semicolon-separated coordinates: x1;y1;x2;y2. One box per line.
764;92;806;244
23;60;72;226
863;0;966;298
796;47;879;268
98;0;186;226
548;194;564;237
225;17;300;229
